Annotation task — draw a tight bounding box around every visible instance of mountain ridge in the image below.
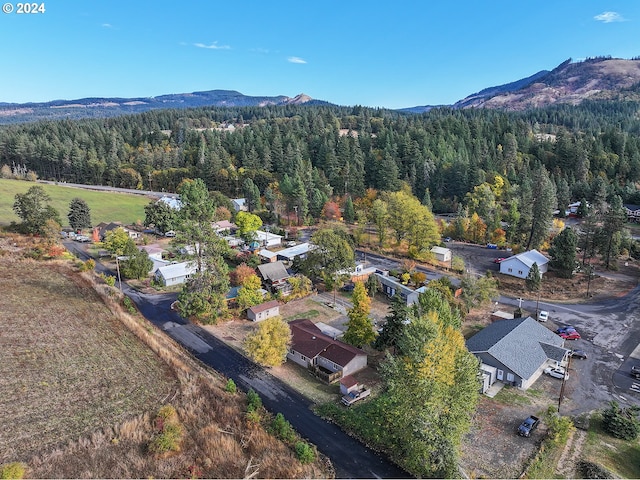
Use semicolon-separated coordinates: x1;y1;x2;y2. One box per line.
3;57;640;124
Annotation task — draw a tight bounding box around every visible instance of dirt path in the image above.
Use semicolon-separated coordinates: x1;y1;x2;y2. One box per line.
555;428;587;477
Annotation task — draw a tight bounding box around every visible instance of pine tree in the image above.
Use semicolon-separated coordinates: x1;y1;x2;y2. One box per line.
67;197;92;230
343;282;375;347
343;196;355;224
548;227;578;278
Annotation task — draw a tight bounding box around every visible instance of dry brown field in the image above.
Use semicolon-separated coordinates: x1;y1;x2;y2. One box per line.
0;235;333;479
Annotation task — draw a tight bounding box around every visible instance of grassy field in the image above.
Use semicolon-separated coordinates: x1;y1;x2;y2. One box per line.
0;254;178;465
0;237;332;478
0;178;151;226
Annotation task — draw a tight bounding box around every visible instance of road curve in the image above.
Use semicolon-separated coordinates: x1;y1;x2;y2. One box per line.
65;243;409;478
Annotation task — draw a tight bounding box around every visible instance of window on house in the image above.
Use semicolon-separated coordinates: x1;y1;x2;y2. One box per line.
508;268;513;273
518;270;523;275
301;355;307;362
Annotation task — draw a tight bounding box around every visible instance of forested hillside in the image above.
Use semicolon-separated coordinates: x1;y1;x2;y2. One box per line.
1;101;640;249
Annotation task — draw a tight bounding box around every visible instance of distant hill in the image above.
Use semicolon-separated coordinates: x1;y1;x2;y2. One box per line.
401;57;640;112
452;57;640;111
0;90;329;124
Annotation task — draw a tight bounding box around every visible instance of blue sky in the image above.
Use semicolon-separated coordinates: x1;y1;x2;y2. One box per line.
1;1;639;109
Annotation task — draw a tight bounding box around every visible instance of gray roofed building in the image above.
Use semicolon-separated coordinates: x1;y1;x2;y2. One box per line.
499;249;549;279
466;316;569;391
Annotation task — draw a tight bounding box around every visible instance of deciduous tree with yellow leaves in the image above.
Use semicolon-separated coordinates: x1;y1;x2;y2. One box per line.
243;316;291;367
378;289;479;478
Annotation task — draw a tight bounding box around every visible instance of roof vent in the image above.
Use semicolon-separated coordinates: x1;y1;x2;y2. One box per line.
312;336;316;340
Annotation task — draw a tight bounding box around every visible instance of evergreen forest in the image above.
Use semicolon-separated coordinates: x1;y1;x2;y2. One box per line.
2;100;640;250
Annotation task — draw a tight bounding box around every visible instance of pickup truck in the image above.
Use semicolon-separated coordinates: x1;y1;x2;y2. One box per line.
517;415;540;437
341;388;371;406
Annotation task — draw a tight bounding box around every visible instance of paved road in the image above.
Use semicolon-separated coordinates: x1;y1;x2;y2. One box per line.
65;242;409;479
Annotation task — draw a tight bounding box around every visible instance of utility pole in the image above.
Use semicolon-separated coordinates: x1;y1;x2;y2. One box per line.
558;353;572;413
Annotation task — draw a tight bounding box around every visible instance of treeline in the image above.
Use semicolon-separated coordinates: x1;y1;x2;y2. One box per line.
2;101;640;215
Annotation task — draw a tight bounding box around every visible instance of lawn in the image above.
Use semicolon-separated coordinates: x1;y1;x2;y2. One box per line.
0;178;152;226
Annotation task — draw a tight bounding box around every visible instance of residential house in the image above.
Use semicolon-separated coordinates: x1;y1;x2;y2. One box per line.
288;319;368;382
157;195;182;210
154;261;197;287
247;300;280;321
466;316;569;391
212;220;237;234
255;230;282;247
276;242;313;263
499;249;549;279
430;246;452;264
624;204;640;223
138;245;170;273
376;272;427;305
256;261;291;295
346;264;378;282
95;222;140;241
231;198;248;212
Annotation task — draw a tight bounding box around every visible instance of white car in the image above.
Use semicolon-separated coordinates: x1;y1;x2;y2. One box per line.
538;310;549;322
164;230;176;237
544;366;568;379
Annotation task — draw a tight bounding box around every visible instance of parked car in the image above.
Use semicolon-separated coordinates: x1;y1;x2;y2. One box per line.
341;283;355;292
537;310;549;322
517;415;540;437
631;365;640;379
559;331;581;340
486;243;498;249
493;257;506;263
443;237;452;242
570;350;587;359
164;230;176;237
556;325;576;334
544;366;568;379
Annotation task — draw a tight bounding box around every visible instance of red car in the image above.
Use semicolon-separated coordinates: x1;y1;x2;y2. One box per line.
493;257;506;263
560;331;581;340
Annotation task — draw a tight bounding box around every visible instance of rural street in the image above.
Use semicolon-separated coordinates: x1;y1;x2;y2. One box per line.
65;242;409;479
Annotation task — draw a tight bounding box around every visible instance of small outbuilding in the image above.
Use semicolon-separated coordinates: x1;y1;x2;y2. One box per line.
247;299;280;321
430;246;452;263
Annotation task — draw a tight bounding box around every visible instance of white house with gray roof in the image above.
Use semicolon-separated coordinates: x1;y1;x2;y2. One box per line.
466;317;569;391
499;249;549;279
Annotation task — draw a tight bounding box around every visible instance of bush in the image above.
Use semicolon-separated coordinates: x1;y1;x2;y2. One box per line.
148;423;183;454
246;388;262;412
577;460;614;479
225;378;237;394
545;408;574;445
99;273;116;287
295;441;315;464
122;296;137;314
270;413;296;442
0;463;26;479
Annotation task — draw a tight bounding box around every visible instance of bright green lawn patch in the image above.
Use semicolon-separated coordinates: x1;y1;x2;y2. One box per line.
0;179;151;226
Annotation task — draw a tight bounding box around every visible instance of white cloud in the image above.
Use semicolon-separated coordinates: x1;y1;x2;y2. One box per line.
288;56;307;64
101;23;113;28
594;11;626;23
194;42;231;50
